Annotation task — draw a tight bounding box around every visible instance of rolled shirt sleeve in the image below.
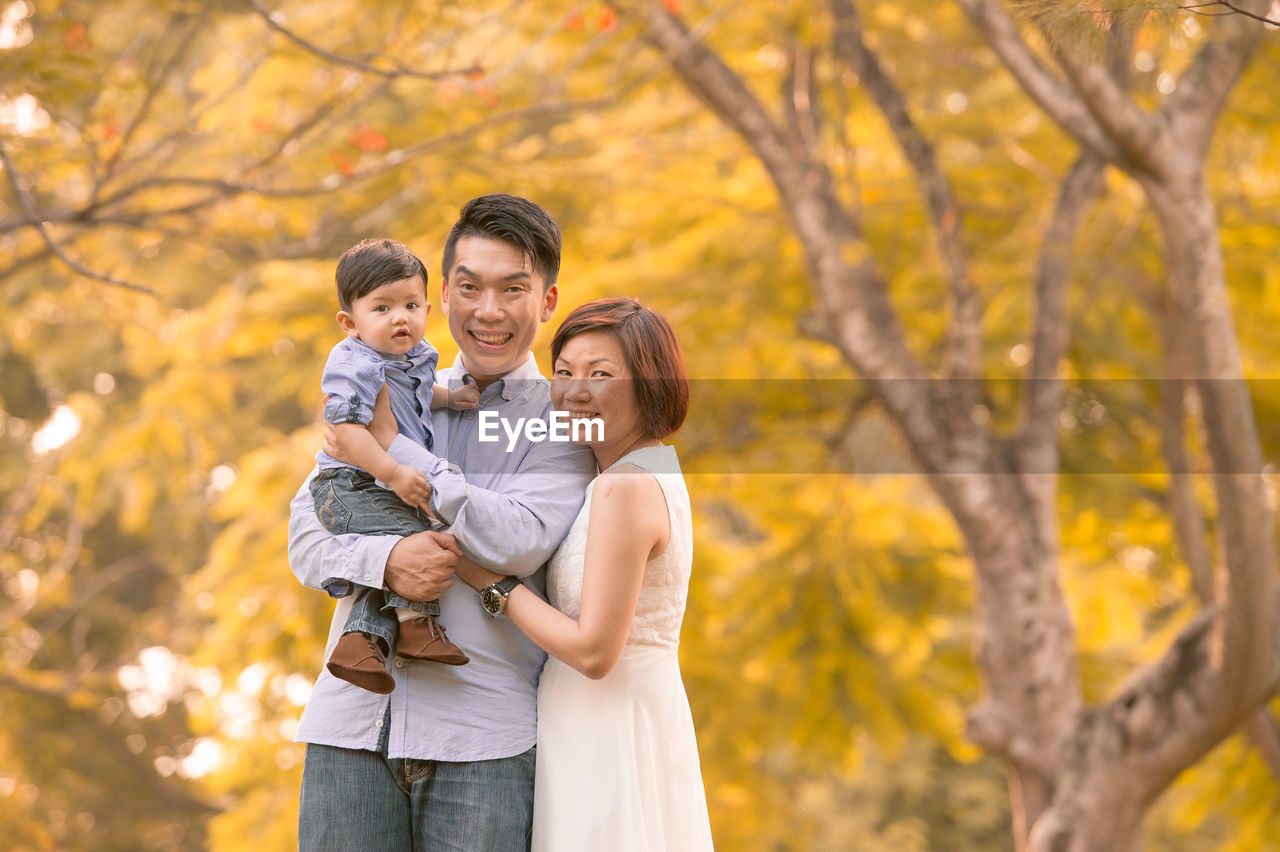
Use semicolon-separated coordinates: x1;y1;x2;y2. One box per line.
319;345;385;427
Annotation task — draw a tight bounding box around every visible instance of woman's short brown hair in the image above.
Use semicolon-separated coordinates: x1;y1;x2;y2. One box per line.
551;298;689;440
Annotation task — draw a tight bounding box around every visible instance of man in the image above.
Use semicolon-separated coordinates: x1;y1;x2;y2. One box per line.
288;194;596;851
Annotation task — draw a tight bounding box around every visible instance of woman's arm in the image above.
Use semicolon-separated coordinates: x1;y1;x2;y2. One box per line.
459;468;669;679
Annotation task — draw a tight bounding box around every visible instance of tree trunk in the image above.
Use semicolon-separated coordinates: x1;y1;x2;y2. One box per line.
1143;170;1274;710
622;1;1276;847
1020;169;1277;852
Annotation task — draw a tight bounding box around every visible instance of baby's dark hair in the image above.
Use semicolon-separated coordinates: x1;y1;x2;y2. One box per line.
335;238;428;311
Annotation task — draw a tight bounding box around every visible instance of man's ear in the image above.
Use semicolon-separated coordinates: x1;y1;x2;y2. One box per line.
540;283;559;323
440;278;450;315
336;310;358;337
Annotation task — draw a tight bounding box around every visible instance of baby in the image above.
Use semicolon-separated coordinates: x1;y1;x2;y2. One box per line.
309;238;479;694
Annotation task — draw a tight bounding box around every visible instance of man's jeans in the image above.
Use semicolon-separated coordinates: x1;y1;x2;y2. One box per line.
298;733;536;851
310;467;441;653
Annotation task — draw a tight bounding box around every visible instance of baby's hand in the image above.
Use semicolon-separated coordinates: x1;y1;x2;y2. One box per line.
448;384;480;411
388;464;431;510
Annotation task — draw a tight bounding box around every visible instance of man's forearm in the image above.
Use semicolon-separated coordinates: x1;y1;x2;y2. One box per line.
288;470;398;595
387;436;593;576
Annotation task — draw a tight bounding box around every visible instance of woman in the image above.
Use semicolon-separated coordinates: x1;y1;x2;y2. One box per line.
456;297;714;851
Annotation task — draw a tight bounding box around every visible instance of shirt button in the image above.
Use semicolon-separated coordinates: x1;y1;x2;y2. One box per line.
375;717;383;727
394;659;404;668
465;411;475;420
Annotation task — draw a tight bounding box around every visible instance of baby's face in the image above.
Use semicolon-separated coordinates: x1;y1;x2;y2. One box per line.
339;275;430;356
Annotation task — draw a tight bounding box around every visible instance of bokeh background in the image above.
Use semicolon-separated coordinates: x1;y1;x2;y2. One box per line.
3;1;1279;849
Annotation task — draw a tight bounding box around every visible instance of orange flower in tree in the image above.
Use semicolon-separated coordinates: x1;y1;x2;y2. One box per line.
563;8;585;30
438;78;461;101
475;80;499;108
64;21;90;52
662;0;681;13
597;6;617;32
347;124;389;153
329;151;356;176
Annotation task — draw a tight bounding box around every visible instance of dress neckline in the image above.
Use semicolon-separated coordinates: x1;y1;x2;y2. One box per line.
601;443;667;470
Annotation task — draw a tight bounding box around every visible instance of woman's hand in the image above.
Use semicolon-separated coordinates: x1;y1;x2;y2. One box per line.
455;556;504;592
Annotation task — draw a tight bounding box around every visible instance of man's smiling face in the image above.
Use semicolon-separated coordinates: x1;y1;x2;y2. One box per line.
441;235;558;387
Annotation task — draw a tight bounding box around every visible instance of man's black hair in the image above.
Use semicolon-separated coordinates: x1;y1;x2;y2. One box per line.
441;194;562;290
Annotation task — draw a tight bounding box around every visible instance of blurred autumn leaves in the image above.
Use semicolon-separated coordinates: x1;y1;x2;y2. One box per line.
2;1;1279;849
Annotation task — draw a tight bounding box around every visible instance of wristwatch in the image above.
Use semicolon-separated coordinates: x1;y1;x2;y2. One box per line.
480;576;521;617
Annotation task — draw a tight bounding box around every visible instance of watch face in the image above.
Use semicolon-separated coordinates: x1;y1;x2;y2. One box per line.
481;587;503;613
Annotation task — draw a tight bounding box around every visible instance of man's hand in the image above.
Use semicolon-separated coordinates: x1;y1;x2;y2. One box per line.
384;531;462;602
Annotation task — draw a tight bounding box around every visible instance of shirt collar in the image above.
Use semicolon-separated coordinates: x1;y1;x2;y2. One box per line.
348;336;430;362
447;351;542;401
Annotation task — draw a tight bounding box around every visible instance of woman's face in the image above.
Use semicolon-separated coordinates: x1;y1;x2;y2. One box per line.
551;330;645;456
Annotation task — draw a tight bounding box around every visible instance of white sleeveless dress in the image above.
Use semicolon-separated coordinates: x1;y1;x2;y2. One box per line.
532;444;714;851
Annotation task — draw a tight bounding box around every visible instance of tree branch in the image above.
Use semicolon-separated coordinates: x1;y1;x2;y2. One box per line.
101;12;206;181
1023;10;1168;176
1244;710;1280;782
1154;278;1280;785
244;0;481;80
1166;0;1270;157
1182;1;1280;26
782;44;822;157
829;0;984;391
1020;153;1104;454
618;1;956;475
1157;319;1216;601
0;141;159;296
953;0;1127;164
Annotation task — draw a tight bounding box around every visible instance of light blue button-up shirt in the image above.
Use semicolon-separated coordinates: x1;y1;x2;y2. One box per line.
288;352;596;761
316;336;438;468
